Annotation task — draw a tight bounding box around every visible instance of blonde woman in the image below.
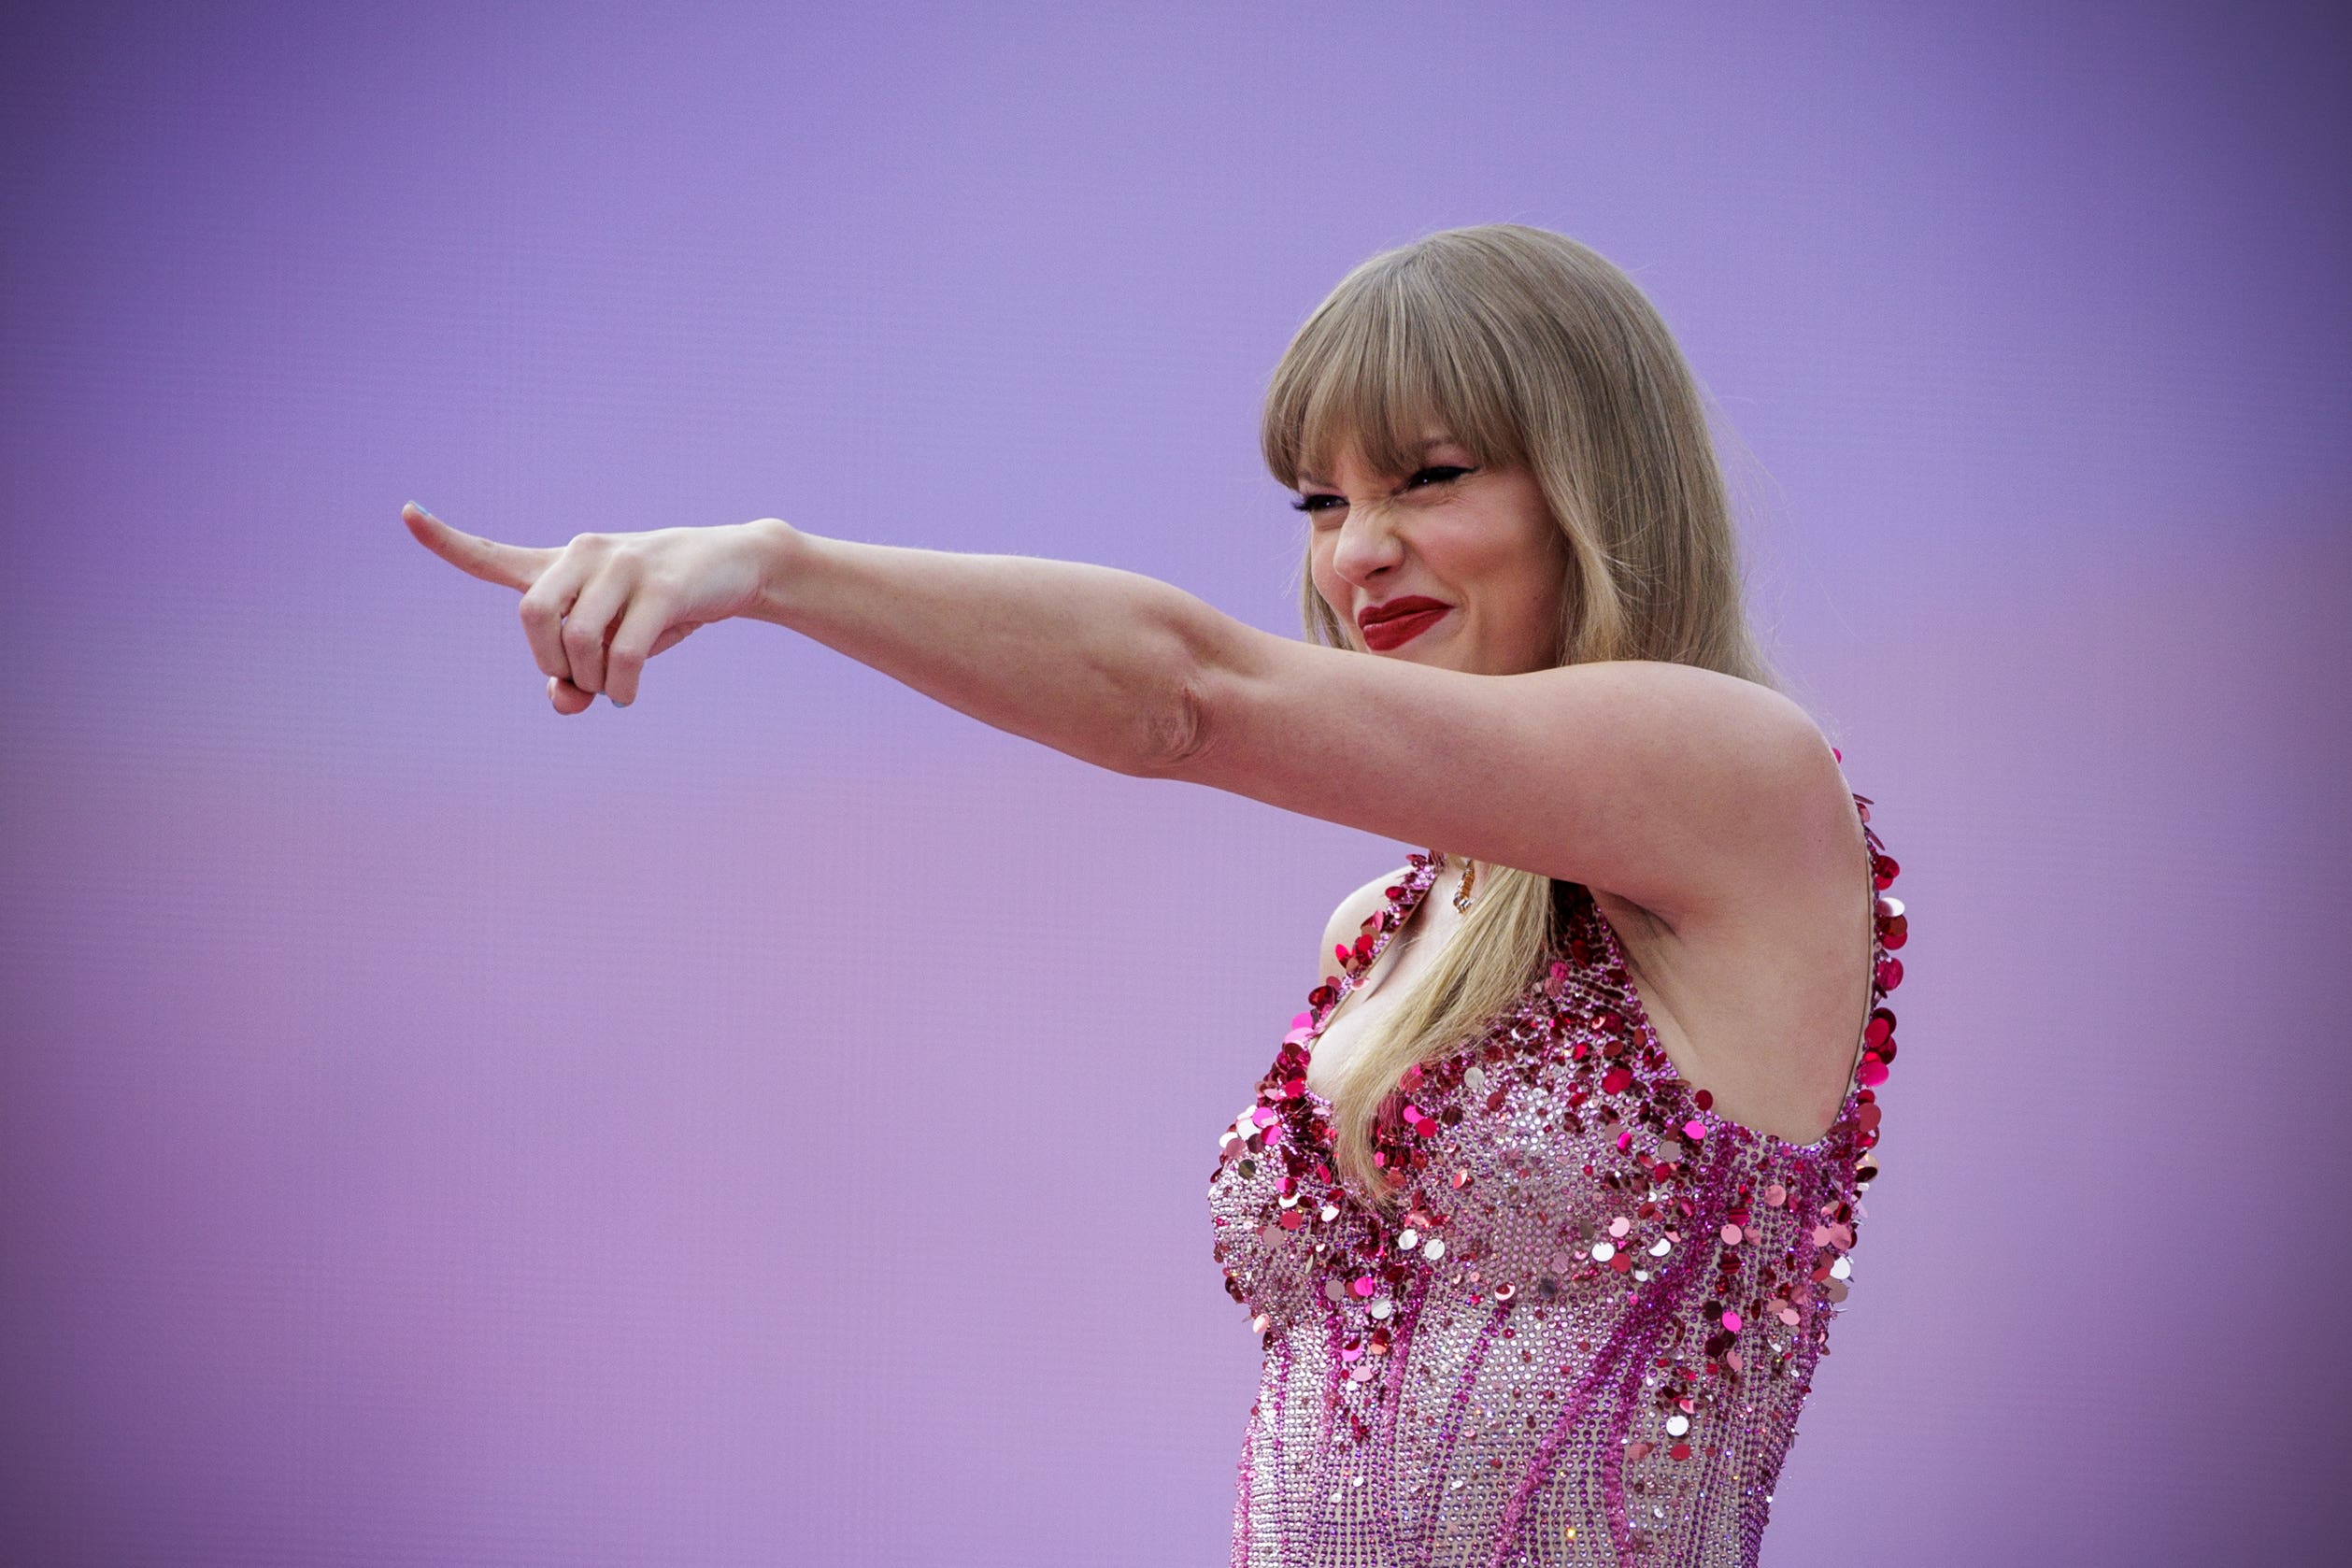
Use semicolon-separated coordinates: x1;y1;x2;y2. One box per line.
407;223;1908;1566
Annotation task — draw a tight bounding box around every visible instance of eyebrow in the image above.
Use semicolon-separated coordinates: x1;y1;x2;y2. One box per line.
1297;436;1456;488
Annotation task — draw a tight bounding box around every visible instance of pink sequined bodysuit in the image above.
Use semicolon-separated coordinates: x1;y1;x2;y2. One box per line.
1206;791;1904;1566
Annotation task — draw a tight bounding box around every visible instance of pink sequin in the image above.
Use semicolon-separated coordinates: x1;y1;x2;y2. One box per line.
1207;791;1908;1564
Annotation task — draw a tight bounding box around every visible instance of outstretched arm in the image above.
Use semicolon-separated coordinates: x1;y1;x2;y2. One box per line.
745;521;1842;926
406;505;1844;928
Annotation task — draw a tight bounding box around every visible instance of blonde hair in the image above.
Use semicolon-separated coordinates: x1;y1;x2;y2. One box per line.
1260;223;1785;1199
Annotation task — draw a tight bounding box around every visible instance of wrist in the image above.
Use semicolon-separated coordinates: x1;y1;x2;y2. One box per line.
741;516;815;627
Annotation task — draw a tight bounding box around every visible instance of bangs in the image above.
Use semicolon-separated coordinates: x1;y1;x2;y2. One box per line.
1261;260;1526;492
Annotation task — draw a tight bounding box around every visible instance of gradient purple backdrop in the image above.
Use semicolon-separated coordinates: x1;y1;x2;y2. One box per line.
5;2;2347;1563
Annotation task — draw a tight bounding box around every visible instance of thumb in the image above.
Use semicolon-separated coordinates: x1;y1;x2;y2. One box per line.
403;502;560;592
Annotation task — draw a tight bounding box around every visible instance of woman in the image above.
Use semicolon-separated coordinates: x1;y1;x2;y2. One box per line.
406;222;1907;1566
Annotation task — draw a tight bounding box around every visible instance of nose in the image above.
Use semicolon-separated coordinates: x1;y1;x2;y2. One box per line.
1330;499;1405;588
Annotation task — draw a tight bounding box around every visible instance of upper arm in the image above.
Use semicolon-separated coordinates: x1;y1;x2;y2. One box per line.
1166;630;1842;928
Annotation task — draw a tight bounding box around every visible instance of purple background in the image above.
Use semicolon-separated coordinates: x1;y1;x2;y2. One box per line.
5;2;2347;1563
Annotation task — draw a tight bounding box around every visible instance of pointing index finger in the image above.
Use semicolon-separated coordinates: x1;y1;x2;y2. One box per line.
402;502;558;592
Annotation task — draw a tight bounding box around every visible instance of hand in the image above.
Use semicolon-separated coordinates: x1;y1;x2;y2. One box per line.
403;503;786;713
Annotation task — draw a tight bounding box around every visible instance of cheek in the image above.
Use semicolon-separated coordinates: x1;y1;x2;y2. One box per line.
1430;520;1536;601
1445;520;1563;648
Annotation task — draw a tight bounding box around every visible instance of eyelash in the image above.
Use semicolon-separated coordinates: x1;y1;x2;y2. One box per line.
1291;465;1475;514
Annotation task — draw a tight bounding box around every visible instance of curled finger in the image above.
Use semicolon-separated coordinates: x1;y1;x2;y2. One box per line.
604;589;681;707
519;549;592;685
563;565;634;696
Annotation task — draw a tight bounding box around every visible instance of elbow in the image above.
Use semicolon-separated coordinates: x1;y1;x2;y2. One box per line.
1123;603;1226;780
1129;666;1214;779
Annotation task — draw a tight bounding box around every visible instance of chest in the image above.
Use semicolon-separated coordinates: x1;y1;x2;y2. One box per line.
1223;917;1831;1324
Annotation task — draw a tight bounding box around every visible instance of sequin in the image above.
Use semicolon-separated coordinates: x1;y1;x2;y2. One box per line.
1207;787;1906;1565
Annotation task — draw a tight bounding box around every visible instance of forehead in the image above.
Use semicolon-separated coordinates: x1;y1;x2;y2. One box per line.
1296;434;1465;487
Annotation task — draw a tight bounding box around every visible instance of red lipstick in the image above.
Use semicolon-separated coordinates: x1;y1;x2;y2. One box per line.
1356;595;1452;652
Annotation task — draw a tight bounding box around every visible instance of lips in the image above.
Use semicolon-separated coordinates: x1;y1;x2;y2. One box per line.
1357;595;1452;652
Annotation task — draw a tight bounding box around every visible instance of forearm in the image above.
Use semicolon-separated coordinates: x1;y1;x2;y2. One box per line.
740;518;1229;777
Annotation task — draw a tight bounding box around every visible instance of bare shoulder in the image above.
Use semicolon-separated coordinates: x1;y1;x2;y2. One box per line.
1683;711;1868;925
1313;864;1411;990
